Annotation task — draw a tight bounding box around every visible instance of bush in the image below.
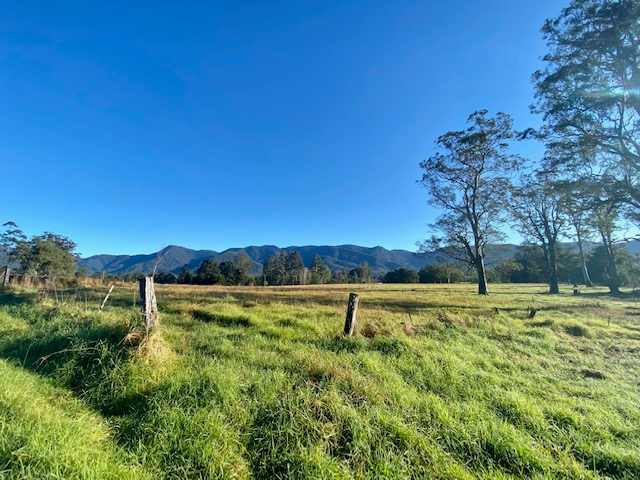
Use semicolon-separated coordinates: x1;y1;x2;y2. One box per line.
419;264;465;283
382;268;419;284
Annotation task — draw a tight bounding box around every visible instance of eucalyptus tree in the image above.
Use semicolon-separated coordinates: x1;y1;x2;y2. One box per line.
533;0;640;222
509;173;566;294
593;201;623;295
556;180;595;286
419;110;521;295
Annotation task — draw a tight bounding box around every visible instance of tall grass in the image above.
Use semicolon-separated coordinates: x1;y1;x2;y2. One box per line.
0;283;639;479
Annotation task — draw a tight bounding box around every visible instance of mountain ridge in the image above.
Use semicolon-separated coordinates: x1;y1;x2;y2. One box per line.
77;243;521;276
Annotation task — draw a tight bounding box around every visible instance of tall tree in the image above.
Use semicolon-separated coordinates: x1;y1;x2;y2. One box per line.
196;259;224;285
509;173;566;294
0;221;28;266
557;180;595;286
1;224;78;281
533;0;640;222
419;110;521;294
285;251;305;285
234;252;253;282
593;201;622;294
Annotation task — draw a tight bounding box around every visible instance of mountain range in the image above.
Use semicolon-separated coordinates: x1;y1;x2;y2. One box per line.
78;243;526;276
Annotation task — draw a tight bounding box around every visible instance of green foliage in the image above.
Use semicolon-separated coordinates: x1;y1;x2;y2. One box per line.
1;223;77;280
533;0;640;220
347;262;372;284
309;255;331;285
382;268;419;284
418;264;465;284
195;259;225;285
264;251;306;285
587;245;640;289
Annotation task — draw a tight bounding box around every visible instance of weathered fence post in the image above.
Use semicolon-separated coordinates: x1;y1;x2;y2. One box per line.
1;266;10;287
100;284;115;310
139;276;159;332
343;293;359;336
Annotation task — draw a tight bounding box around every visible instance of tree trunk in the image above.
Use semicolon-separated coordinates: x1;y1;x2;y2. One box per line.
476;256;488;295
547;243;560;294
1;266;10;288
599;231;621;295
605;245;621;295
576;232;593;287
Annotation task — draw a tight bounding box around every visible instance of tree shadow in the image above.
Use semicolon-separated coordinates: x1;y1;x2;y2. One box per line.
0;321;130;378
191;309;253;328
0;290;37;306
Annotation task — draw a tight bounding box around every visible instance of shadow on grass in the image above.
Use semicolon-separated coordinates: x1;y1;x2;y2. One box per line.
191;309;253;328
574;290;640;300
0;289;37;306
0;321;130;377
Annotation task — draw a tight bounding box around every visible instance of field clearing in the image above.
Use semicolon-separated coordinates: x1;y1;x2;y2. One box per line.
1;283;639;479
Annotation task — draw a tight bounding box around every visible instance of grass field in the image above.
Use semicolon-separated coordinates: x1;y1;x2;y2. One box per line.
1;283;639;479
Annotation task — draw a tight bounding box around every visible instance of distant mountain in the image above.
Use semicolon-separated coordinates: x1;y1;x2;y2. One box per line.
79;245;219;275
76;240;640;277
77;243;528;277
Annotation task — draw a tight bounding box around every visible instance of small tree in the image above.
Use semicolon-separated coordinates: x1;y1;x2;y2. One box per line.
419;110;520;294
196;259;224;285
234;252;253;283
348;262;372;283
309;255;331;284
30;234;77;281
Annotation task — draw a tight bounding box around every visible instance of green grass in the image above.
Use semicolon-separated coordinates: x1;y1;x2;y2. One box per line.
0;283;639;479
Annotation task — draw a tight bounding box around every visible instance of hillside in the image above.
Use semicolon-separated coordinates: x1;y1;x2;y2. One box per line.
78;243;519;276
76;240;640;277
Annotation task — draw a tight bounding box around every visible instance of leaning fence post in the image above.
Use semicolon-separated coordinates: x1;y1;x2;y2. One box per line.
343;293;359;336
139;276;159;332
1;266;10;287
100;284;115;310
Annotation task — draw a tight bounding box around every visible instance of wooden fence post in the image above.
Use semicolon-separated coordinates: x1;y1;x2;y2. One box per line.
139;276;159;332
1;267;10;288
100;285;115;310
343;293;359;336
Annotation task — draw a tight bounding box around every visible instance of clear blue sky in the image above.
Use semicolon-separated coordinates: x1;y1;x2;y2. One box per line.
1;1;563;257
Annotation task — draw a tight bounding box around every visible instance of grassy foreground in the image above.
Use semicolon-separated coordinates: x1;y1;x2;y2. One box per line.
0;283;639;479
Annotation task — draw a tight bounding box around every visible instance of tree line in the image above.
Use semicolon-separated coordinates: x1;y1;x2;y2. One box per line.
0;222;77;283
154;252;374;286
419;0;640;295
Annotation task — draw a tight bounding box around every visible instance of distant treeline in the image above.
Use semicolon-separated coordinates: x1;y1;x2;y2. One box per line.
382;244;640;288
2;220;639;289
95;241;640;289
150;252;374;286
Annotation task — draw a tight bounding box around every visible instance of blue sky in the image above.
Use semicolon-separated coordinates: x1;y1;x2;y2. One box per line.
1;1;563;257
